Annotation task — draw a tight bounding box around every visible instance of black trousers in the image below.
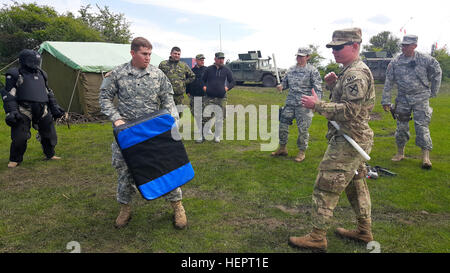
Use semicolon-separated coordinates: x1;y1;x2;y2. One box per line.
10;113;57;162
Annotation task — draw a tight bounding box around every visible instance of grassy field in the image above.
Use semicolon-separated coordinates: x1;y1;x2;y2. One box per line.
0;83;449;253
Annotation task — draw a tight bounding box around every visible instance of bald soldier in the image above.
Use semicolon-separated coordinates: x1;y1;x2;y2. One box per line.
290;28;376;252
382;35;442;169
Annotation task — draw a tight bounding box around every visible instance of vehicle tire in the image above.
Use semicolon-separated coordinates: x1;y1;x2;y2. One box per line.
236;81;244;85
262;74;276;87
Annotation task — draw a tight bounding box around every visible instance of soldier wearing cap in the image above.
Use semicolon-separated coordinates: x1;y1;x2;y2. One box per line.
201;52;235;143
381;35;442;169
158;46;196;117
186;54;207;143
271;47;323;162
289;28;376;251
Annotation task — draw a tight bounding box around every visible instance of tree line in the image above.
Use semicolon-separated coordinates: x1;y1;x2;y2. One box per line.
0;2;132;68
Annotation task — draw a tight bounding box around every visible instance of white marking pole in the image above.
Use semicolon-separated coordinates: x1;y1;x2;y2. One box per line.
330;121;371;161
272;53;280;85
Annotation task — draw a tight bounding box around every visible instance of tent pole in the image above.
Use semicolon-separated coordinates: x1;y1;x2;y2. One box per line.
67;70;81;114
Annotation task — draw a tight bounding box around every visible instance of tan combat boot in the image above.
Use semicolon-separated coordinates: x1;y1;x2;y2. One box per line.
7;161;19;168
391;146;405;161
335;218;373;243
294;150;306;162
421;149;432;169
288;228;327;252
115;204;132;228
171;200;187;229
271;144;288;156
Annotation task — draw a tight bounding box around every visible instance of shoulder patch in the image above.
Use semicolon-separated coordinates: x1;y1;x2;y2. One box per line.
346;84;359;96
346;75;357;83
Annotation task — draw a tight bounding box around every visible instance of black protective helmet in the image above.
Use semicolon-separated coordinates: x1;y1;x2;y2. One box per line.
19;49;42;71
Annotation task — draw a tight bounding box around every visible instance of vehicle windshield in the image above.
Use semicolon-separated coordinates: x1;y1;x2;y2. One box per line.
259;60;270;67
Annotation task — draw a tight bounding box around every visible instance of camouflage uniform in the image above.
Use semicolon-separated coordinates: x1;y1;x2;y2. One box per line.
99;62;182;204
280;61;323;151
158;57;195;105
382;49;442;151
312;57;375;230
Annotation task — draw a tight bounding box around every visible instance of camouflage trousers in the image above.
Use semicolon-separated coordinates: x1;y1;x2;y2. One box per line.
189;95;205;134
395;98;433;150
202;96;227;138
111;141;182;204
174;94;185;118
311;135;372;231
279;104;313;151
173;94;185;106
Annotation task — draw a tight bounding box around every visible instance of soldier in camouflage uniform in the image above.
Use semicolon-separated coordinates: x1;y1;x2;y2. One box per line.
382;35;442;169
289;28;375;252
158;46;196;116
99;37;187;229
271;47;323;162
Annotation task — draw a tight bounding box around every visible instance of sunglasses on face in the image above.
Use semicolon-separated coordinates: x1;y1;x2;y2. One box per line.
331;42;354;51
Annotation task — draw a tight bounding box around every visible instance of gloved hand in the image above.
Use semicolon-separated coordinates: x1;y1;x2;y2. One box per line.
5;111;22;127
51;105;65;120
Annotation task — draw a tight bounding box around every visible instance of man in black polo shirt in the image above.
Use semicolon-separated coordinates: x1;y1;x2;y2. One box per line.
201;52;235;143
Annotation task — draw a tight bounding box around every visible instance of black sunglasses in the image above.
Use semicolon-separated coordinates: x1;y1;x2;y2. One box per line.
331;42;354;51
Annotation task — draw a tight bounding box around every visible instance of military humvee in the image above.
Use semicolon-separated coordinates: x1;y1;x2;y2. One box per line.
226;51;286;87
362;51;393;82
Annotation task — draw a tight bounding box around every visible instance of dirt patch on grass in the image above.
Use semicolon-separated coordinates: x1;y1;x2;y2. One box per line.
274;205;309;215
370;112;383;121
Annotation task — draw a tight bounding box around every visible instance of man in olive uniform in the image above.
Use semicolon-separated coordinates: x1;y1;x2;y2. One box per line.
158;47;196;117
381;35;441;169
290;28;376;252
2;49;64;168
99;37;187;229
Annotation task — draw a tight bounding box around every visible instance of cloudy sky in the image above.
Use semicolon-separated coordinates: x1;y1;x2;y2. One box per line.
2;0;449;68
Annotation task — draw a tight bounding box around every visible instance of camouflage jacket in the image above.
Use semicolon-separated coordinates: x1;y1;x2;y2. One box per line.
281;63;323;106
382;51;442;105
314;58;375;144
158;57;195;96
99;62;179;123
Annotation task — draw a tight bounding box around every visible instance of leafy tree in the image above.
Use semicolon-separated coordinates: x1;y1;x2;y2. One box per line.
307;44;325;68
318;61;341;79
363;31;401;57
433;48;450;82
0;2;103;67
78;4;132;44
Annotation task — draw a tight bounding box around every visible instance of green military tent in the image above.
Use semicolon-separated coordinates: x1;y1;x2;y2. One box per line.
38;41;164;117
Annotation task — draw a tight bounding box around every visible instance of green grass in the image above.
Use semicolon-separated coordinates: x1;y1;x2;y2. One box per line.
0;83;449;253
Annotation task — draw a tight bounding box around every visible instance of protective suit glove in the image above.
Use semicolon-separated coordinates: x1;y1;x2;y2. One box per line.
5;111;22;127
51;106;65;120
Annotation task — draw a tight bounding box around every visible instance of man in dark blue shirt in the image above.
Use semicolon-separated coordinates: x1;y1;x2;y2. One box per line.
186;54;207;143
201;52;235;143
